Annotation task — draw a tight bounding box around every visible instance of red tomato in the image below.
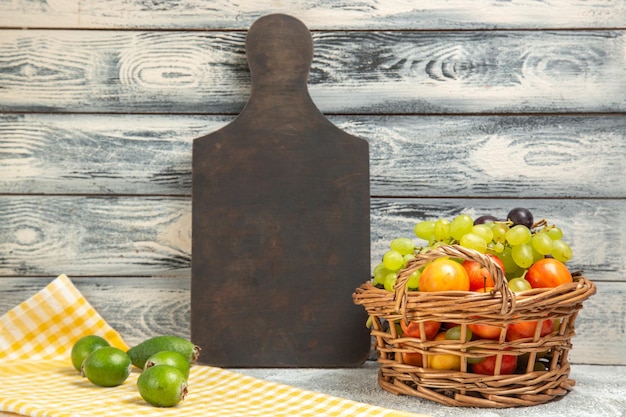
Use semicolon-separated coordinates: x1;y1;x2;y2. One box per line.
467;287;503;340
462;255;505;291
419;258;470;292
506;319;554;341
401;351;423;367
468;322;503;340
472;354;517;375
526;258;572;288
400;320;441;340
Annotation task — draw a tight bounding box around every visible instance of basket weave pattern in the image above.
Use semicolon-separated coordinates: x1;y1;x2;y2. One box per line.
352;245;596;408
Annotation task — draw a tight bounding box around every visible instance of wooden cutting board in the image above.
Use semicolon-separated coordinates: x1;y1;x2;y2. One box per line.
190;14;371;367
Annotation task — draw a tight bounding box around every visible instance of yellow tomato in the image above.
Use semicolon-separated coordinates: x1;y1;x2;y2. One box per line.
428;332;461;371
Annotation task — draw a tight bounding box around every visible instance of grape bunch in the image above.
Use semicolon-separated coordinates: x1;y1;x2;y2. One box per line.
372;207;572;291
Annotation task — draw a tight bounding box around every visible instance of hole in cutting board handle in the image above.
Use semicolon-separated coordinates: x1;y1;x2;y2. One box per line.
245;14;314;90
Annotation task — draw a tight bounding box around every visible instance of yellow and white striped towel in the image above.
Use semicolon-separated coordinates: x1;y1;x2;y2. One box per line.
0;275;431;417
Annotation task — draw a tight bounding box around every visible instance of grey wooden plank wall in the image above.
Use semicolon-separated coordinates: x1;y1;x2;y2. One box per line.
0;1;625;365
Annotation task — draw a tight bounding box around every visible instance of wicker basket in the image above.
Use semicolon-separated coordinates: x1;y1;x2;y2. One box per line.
352;245;596;408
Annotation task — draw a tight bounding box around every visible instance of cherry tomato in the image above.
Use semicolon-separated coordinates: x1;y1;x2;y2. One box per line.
462;255;505;291
468;322;503;340
526;258;572;288
427;332;461;371
472;353;517;375
419;258;470;292
506;319;554;341
400;320;440;340
401;351;423;367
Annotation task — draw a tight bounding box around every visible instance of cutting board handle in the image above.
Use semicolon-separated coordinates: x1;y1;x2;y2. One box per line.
246;14;313;90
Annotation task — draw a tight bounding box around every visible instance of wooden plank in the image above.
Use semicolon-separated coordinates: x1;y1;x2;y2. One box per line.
0;196;191;276
0;196;623;282
1;0;625;30
2;114;626;198
1;30;625;114
0;114;227;195
0;277;621;365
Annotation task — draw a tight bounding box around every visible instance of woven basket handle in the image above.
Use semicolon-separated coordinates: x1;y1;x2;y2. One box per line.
394;244;516;318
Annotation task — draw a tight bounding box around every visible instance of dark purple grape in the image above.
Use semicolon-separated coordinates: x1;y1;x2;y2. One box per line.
507;207;534;228
474;215;498;225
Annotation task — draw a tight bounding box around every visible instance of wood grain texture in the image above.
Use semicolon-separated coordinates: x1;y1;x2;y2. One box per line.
0;277;621;365
0;196;623;283
1;0;625;29
1;30;625;114
0;277;189;347
3;114;625;198
0;196;191;276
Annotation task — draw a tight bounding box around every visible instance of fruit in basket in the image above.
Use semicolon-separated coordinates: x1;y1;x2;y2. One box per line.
373;208;576;295
507;276;532;292
383;250;404;271
429;332;461;371
507;207;534;229
390;237;416;255
462;255;504;291
445;325;472;342
506;319;554;341
137;364;188;407
127;335;200;369
526;258;572;288
419;258;470;292
551;239;573;262
401;351;423;367
471;353;517;375
82;346;132;387
400;320;440;340
71;335;110;372
449;214;474;241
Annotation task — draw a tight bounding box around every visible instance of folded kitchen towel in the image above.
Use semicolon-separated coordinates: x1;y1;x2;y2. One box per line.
0;275;431;417
0;274;128;360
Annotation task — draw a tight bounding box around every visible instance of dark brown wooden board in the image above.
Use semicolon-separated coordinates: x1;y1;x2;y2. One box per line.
191;14;371;367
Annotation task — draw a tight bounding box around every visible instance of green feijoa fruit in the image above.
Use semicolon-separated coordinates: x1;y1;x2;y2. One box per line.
145;351;190;379
137;365;188;407
71;335;110;372
127;335;200;369
82;346;131;387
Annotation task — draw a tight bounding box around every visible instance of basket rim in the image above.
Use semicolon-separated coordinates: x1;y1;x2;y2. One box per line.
353;244;596;322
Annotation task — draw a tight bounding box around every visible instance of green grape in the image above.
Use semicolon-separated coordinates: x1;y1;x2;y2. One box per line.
406;270;420;290
506;225;532;246
547;226;563;240
449;214;474;241
445;325;472;342
384;272;398;292
373;263;390;285
551;240;572;262
511;243;534;268
531;231;553;255
459;233;487;253
531;245;544;263
471;224;493;243
494;246;524;279
383;250;404;271
492;242;505;253
508;277;532;293
433;218;451;242
491;223;509;244
390;237;415;255
414;221;435;240
403;253;415;267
